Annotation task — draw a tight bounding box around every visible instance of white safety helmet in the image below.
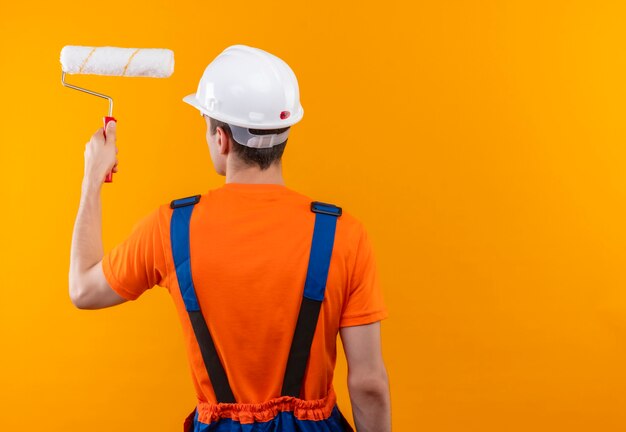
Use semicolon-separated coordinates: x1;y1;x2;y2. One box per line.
183;44;304;149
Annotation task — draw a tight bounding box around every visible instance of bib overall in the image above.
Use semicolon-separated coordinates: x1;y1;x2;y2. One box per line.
169;195;354;432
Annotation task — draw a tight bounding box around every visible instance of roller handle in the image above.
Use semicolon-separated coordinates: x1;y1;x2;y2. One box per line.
103;116;117;183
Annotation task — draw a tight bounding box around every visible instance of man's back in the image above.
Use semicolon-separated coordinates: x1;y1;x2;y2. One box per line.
102;182;388;405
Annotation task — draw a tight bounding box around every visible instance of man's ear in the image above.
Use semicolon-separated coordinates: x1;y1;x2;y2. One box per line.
217;126;231;155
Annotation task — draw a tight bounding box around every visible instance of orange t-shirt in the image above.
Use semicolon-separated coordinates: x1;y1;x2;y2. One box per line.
102;183;388;404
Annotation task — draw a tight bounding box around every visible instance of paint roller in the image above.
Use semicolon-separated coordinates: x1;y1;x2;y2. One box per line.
60;46;174;183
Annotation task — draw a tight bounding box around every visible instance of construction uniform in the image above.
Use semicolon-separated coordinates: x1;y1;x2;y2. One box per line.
102;183;388;430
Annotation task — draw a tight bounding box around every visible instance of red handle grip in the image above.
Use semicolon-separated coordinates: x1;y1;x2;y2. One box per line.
103;116;117;183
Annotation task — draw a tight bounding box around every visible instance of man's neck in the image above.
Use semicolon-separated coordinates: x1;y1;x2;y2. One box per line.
225;163;285;185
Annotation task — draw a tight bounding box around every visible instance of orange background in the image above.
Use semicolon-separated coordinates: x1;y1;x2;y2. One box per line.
2;1;626;430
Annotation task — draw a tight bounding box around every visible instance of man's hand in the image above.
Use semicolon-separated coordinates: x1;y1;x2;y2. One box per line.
83;120;118;186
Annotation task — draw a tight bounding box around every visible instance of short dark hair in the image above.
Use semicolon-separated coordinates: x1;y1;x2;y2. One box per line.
208;116;289;170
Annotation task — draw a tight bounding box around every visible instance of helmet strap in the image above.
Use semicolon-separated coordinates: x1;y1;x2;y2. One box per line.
229;124;290;149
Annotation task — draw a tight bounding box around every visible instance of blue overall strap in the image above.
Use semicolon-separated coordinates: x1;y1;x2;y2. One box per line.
170;194;236;404
281;201;342;397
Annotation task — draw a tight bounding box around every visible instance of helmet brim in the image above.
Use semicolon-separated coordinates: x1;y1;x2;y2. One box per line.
183;93;204;113
182;93;303;129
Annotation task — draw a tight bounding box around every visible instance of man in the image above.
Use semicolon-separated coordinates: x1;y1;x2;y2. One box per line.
69;44;391;431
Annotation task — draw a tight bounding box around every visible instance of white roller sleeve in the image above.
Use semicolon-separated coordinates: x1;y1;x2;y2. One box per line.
60;46;174;77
